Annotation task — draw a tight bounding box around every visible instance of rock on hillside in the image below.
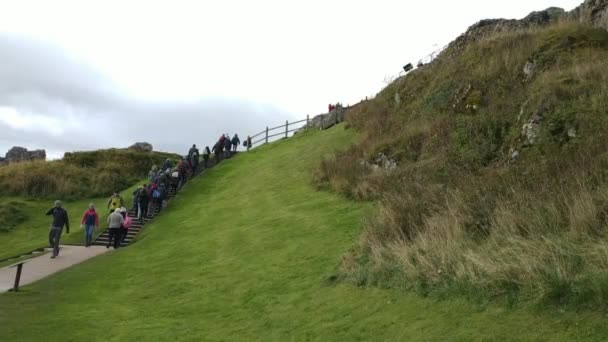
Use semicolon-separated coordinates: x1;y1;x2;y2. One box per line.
572;0;608;30
444;7;565;60
4;146;46;163
128;142;153;152
307;106;347;130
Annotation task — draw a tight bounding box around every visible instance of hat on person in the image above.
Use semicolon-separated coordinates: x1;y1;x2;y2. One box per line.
54;200;62;207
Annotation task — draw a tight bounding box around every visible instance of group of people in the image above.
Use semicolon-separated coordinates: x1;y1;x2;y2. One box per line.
45;133;246;258
212;133;241;162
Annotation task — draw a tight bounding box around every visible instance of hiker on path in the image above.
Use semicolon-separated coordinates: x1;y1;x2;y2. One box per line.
246;135;252;150
162;159;172;171
190;150;199;174
133;186;143;218
212;141;222;163
148;165;159;181
188;144;199;159
120;207;131;245
80;203;99;247
202;146;211;168
106;207;124;249
45;200;70;258
231;134;240;152
170;169;179;193
223;136;232;158
107;192;124;212
138;187;150;223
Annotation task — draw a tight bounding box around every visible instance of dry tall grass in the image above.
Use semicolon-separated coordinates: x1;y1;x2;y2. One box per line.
319;21;608;306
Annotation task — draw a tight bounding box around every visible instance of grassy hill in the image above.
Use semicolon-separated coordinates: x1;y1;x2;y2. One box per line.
2;127;608;340
315;17;608;307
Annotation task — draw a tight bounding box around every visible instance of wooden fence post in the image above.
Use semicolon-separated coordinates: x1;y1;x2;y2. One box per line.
11;262;24;292
265;126;269;144
285;120;288;138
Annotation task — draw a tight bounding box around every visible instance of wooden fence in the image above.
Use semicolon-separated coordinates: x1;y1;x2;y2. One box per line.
247;115;311;150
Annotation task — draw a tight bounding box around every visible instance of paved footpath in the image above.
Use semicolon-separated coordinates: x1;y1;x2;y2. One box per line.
0;245;110;292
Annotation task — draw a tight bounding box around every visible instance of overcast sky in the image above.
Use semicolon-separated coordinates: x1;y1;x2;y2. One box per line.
0;0;583;159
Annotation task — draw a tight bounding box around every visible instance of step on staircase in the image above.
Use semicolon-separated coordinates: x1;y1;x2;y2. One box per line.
91;154;227;247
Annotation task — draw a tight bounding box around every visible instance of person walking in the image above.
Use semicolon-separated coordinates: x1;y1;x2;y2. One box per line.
223;135;232;158
80;203;99;247
190;150;199;174
107;192;124;212
45;200;70;258
162;158;173;171
231;134;240;152
106;208;124;249
133;185;143;219
202;146;211;168
212;141;221;163
246;135;252;150
138;187;150;223
119;207;131;245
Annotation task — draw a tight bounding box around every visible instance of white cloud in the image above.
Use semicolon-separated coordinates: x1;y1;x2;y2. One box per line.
0;0;585;157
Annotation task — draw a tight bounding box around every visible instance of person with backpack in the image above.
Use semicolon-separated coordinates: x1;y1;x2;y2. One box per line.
106;208;124;249
223;135;232;158
46;200;70;258
231;134;240;152
119;207;131;245
246;135;252;150
162;158;172;171
132;185;143;218
80;203;99;247
107;192;124;212
202;146;211;168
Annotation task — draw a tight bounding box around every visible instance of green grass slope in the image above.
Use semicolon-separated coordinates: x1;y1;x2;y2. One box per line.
2;127;608;340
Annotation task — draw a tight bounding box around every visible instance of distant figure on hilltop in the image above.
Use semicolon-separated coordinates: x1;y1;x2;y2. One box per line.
107;192;124;212
80;203;99;247
212;140;222;163
246;136;252;150
223;135;232;158
202;146;211;168
46;200;70;258
231;134;240;152
188;144;199;160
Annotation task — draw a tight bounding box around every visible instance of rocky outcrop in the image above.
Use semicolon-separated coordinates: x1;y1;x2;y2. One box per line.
306;106;347;130
128;142;153;152
572;0;608;30
4;146;46;163
442;8;565;61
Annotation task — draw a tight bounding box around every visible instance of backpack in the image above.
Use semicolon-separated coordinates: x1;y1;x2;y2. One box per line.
123;216;132;229
153;189;161;199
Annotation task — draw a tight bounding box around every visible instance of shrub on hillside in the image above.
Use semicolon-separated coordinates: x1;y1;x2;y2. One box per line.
0;149;180;199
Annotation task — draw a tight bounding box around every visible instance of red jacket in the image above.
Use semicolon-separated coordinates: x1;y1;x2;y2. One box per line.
81;209;99;226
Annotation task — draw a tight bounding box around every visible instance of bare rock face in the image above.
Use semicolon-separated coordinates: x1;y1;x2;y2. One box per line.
128;142;153;152
5;146;46;163
572;0;608;30
306;106;347;130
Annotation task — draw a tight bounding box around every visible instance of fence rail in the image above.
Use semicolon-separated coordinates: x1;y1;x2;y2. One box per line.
247;115;312;150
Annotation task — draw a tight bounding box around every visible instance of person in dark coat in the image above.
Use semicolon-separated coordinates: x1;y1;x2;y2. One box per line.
138;187;150;223
46;200;70;258
223;136;232;158
231;134;240;152
202;146;211;168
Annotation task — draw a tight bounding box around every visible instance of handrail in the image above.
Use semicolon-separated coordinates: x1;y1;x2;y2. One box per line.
247;110;347;151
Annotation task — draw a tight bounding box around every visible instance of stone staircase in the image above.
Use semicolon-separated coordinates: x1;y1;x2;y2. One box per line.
91;155;224;247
